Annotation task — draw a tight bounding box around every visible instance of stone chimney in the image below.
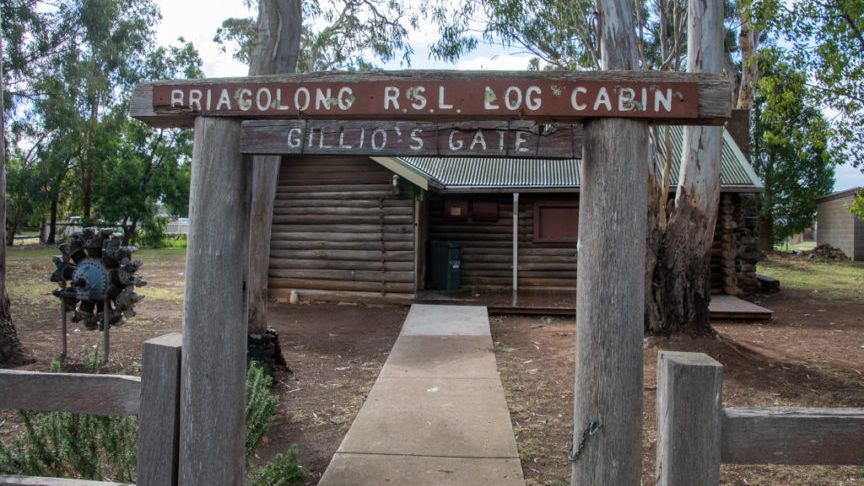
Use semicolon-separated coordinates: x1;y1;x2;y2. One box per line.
726;109;750;160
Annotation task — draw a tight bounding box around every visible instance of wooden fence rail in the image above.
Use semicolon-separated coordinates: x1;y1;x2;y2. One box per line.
0;333;182;486
656;351;864;486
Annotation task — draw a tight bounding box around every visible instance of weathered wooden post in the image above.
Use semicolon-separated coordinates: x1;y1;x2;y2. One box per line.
180;118;249;484
138;333;183;486
571;1;649;484
656;351;723;485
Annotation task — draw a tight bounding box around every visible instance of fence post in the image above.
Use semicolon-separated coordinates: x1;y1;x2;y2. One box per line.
656;351;723;486
137;333;182;486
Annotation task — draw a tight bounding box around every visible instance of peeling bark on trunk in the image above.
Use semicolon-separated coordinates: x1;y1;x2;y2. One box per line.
0;37;34;366
646;0;725;336
246;0;301;338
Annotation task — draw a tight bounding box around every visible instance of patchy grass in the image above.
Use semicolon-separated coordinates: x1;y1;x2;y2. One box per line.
6;247;58;307
137;286;184;304
758;255;864;302
6;246;187;307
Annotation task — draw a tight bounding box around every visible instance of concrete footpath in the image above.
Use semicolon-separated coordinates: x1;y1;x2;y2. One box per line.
319;304;525;485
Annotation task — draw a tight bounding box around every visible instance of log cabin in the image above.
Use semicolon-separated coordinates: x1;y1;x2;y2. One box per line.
268;124;762;305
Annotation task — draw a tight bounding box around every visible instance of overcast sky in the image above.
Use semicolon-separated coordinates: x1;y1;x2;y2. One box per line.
153;0;863;193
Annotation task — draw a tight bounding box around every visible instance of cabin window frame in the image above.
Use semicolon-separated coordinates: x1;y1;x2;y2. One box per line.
533;200;579;243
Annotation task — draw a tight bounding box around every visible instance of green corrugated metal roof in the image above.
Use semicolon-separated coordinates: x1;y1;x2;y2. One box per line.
395;127;762;192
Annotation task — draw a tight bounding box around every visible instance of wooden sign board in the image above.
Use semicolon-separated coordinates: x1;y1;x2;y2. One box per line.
241;120;583;158
131;71;732;128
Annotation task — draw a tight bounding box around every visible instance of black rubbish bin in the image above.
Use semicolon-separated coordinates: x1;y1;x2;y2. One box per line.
429;240;462;291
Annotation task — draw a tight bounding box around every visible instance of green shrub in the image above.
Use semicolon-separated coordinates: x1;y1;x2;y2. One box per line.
248;445;309;486
136;216;169;248
0;352;307;485
0;346;136;482
245;361;279;465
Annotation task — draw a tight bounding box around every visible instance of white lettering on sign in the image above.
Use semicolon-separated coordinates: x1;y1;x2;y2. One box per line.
504;87;522;111
514;131;530;153
371;128;387;150
256;88;272;111
384;87;400;110
171;89;184;107
337;87;354;110
242;122;584;157
484;87;499;110
237;88;253;111
593;87;612;111
448;130;463;150
315;88;333;110
338;130;352;149
287;128;302;148
655;88;672;112
189;89;203;111
295;87;311;111
470;131;487;151
216;89;231;110
161;81;694;118
409;129;424;150
571;87;588;111
319;128;332;149
618;88;635;112
409;87;427;110
526;86;542;110
276;89;290;110
438;86;454;110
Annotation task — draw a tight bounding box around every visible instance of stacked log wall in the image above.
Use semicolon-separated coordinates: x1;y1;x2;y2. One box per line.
269;156;416;301
734;194;760;293
710;193;760;295
431;192;755;293
426;194;578;289
712;194;740;294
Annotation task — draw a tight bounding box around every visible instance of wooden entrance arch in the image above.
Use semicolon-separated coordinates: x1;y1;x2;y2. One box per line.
131;70;731;484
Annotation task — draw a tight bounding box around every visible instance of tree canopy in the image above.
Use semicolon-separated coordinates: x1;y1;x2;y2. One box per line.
215;0;419;71
752;48;836;243
2;0;202;245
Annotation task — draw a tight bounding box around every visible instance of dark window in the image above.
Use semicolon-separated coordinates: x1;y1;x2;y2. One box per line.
444;200;469;222
534;201;579;243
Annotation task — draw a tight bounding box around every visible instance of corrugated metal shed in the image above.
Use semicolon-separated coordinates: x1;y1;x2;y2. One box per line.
395;127;762;192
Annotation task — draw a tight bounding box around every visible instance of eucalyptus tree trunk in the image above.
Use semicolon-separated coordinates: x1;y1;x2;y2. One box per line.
572;1;649;484
737;8;758;111
246;0;301;342
0;35;34;366
645;0;725;335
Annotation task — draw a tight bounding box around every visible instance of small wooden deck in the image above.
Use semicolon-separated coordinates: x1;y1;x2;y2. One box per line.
417;289;773;320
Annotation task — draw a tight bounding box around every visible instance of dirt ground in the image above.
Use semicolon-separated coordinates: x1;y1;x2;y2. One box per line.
492;287;864;486
2;246;863;485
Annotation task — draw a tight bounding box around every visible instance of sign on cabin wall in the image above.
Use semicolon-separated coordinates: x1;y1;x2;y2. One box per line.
241;120;583;158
